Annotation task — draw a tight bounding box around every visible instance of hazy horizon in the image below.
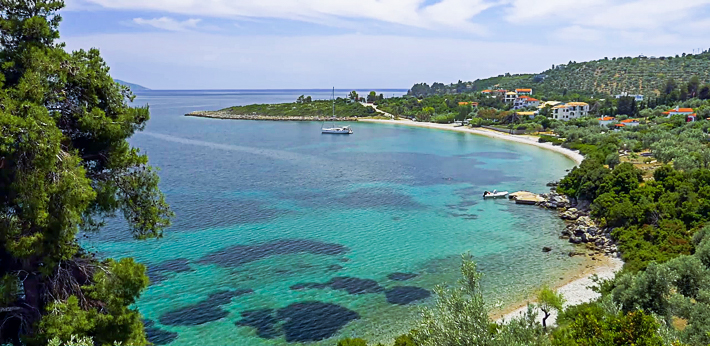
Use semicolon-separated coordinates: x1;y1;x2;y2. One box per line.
63;0;710;90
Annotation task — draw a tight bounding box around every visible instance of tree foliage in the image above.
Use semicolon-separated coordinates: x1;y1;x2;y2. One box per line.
0;1;172;344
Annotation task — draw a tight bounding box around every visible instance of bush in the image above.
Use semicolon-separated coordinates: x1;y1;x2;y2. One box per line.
539;135;563;145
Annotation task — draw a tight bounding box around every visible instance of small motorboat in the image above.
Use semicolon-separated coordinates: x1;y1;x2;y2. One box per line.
483;190;509;199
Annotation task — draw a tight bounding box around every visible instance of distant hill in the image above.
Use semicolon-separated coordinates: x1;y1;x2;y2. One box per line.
115;79;150;91
410;51;710;97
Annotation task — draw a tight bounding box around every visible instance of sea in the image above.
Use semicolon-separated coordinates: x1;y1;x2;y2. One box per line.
83;89;583;345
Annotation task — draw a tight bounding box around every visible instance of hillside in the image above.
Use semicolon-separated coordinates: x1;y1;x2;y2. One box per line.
411;51;710;97
115;79;150;91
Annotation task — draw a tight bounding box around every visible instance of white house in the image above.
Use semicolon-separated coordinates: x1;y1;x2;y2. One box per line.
664;107;694;117
515;88;533;96
615;92;644;102
514;96;541;109
505;92;518;103
620;118;640;126
551;102;590;121
598;116;615;127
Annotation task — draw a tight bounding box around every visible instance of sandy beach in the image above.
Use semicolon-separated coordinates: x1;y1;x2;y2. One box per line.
361;118;622;326
358;119;584;165
494;256;623;325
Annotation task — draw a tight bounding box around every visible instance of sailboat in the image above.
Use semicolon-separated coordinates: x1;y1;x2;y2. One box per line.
322;87;353;134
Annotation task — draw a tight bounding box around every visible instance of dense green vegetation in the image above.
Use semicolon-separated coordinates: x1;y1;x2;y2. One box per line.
0;1;172;344
340;250;710;345
220;97;376;118
408;51;710;98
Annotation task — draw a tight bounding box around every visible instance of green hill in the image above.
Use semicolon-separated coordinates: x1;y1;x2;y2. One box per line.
115;79;150;91
410;51;710;97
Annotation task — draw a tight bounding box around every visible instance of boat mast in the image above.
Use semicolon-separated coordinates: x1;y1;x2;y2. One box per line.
332;87;335;127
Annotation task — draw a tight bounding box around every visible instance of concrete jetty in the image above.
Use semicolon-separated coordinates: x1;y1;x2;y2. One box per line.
509;191;545;205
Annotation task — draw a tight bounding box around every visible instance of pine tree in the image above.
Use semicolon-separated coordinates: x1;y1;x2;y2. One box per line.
0;1;172;344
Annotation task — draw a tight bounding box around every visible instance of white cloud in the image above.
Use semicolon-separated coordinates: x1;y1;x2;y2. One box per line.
62;32;570;89
68;0;498;33
133;17;201;32
506;0;710;36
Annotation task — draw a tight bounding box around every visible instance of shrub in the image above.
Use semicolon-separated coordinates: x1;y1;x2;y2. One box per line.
539;135;563;145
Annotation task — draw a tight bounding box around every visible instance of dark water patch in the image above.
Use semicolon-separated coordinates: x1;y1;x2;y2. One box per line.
329;277;383;294
392;216;402;221
277;302;360;342
290;277;383;295
333;188;424;210
198;239;349;268
172;198;289;232
386;286;431;305
448;212;479;220
328;264;344;272
143;319;155;328
159;289;253;326
236;309;280;339
387;272;418;281
145;325;179;345
339;258;350;262
147;258;193;285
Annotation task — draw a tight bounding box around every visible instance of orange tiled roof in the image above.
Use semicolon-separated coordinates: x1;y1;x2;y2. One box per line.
615;124;626;127
664;108;694;114
621;119;639;123
481;89;492;93
598;116;615;121
526;98;539;102
516;88;532;92
566;102;589;106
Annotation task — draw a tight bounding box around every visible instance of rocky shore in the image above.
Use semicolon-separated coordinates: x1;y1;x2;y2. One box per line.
186;111;359;122
537;187;619;258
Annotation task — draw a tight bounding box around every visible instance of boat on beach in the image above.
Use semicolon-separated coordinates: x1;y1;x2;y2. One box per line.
322;87;353;134
483;190;509;199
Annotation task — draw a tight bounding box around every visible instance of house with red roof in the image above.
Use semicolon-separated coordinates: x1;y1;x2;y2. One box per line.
598;116;615;127
620;118;640;127
513;95;540;109
664;107;695;117
515;88;532;95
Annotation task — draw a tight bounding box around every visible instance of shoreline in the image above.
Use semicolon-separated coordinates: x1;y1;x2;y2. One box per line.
492;255;623;324
357;119;623;325
358;119;584;165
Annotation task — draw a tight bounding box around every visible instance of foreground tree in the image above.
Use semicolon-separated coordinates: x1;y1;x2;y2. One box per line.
416;254;549;346
0;1;172;344
536;286;565;329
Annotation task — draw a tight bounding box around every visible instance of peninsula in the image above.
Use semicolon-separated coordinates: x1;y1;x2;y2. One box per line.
186;97;376;121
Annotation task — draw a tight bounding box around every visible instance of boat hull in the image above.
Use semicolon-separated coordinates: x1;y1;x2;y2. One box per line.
322;127;353;134
482;192;509;199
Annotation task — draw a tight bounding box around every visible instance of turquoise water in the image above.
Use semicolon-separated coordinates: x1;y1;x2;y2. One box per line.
84;90;581;345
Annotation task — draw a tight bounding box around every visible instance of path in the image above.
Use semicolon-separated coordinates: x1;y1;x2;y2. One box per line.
361;102;395;119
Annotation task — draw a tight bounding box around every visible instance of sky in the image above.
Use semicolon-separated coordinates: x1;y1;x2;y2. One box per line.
60;0;710;90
